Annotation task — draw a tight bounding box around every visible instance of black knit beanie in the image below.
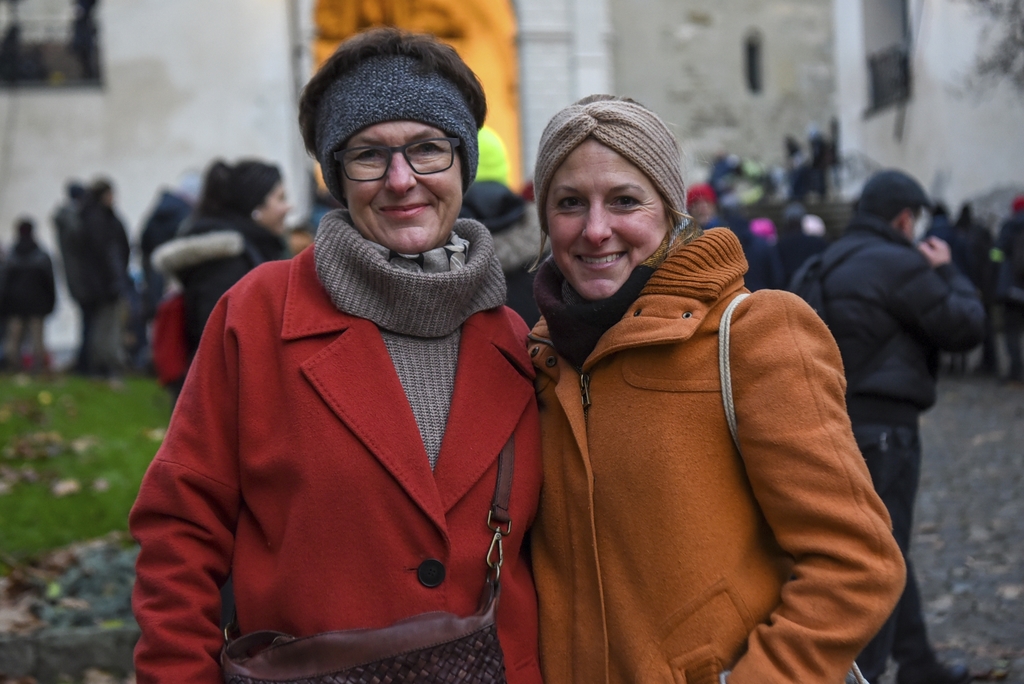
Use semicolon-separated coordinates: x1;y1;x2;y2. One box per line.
229;161;282;216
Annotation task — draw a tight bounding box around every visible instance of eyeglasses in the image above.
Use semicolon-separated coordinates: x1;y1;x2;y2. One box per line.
334;137;461;182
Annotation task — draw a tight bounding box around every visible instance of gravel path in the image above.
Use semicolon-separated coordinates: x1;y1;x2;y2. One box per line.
876;376;1024;683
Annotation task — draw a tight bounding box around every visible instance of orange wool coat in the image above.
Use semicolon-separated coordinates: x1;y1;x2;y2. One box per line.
529;229;905;684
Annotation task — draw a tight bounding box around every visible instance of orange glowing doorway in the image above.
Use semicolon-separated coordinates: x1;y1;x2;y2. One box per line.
313;0;523;189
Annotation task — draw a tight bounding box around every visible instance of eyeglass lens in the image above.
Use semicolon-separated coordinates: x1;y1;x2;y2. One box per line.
342;139;455;181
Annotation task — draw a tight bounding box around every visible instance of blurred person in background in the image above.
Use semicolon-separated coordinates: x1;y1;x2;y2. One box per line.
131;28;543;682
139;172;201;324
715;193;784;291
749;216;777;245
994;195;1024;384
71;0;99;80
927;203;973;281
685;182;718;229
79;178;130;380
152;159;288;365
814;170;984;684
777;201;828;286
957;204;998;375
52;181;92;373
0;219;55;373
459;124;543;326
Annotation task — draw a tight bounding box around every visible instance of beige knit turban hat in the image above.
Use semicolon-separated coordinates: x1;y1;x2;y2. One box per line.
533;95;691;240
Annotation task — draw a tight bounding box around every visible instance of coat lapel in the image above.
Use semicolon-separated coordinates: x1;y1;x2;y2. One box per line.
432;310;535;514
284;249;448;537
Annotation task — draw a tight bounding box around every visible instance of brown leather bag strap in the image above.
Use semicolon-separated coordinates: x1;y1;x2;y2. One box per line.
489;436;515;528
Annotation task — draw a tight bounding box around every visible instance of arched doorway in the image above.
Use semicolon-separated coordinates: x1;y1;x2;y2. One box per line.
313;0;523;189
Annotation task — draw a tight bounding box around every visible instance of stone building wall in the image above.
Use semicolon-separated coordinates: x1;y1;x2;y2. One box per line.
607;0;836;180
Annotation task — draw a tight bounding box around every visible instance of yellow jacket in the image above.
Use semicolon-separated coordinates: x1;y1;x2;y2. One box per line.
529;229;905;684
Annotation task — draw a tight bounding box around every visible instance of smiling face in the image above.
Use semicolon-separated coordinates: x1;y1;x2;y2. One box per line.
546;139;671;300
340;120;463;254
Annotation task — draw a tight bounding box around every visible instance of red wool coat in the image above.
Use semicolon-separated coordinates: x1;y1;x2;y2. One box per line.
129;247;544;683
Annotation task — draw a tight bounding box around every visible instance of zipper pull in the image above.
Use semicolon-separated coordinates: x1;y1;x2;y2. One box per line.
580;371;592;411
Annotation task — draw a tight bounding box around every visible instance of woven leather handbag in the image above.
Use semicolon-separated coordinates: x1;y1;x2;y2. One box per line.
221;438;516;684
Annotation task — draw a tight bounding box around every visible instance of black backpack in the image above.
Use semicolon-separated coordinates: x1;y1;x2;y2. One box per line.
788;239;868;324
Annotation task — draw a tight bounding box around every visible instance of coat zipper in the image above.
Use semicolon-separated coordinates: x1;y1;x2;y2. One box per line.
578;367;592;424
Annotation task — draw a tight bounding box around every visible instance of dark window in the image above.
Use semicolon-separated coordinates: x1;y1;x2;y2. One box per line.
867;45;911;111
862;0;911;111
0;0;101;88
745;32;762;94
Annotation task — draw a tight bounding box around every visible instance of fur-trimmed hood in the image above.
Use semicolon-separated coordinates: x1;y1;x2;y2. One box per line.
152;231;246;277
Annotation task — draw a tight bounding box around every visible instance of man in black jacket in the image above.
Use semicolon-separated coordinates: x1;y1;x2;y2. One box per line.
821;170;984;684
79;178;130;378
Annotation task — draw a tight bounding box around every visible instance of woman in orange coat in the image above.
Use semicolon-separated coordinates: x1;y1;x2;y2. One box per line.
527;95;905;684
129;29;543;683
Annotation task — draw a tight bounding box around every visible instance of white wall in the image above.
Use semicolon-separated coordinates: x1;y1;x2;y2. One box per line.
515;0;612;177
834;0;1024;211
0;0;311;353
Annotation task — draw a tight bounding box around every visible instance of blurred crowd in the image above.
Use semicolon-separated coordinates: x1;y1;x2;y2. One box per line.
0;159;316;382
684;179;1024;383
0;134;1022;386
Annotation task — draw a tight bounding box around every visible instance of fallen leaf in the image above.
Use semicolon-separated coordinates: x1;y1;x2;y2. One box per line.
0;594;46;635
928;594;954;612
997;584;1023;601
145;428;167;442
45;581;62;599
92;478;110;493
971;430;1006;447
51;479;81;498
83;669;118;684
58;597;91;610
37;391;52;406
70;436;100;454
0;481;11;496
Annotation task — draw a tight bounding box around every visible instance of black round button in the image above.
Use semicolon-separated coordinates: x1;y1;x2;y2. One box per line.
545;356;557;367
417;559;446;588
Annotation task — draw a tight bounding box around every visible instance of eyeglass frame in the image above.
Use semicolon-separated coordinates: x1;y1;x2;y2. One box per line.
333;137;462;182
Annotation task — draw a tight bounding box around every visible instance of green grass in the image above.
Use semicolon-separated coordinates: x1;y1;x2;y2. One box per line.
0;375;170;562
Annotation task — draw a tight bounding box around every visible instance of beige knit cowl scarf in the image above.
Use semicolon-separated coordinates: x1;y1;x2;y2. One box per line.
314;210;507;468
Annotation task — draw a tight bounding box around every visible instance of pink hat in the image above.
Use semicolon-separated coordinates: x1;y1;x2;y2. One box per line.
750;217;777;242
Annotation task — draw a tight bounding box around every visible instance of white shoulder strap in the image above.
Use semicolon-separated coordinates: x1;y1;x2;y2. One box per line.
716;291;872;684
718;293;749;452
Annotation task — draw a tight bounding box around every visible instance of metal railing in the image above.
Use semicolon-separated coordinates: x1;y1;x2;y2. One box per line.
0;16;101;87
867;44;911;112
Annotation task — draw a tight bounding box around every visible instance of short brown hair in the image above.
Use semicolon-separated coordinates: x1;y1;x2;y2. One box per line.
298;28;486;159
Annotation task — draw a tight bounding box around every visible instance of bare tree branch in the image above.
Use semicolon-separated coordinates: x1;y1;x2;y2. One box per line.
960;0;1024;95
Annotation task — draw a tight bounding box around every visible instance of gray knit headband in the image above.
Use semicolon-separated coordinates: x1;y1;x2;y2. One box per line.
314;54;479;203
533;96;688;238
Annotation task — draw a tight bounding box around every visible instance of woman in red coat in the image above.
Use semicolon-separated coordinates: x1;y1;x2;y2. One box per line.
129;28;543;683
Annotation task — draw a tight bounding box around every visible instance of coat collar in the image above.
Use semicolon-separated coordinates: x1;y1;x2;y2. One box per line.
285;248;534;539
